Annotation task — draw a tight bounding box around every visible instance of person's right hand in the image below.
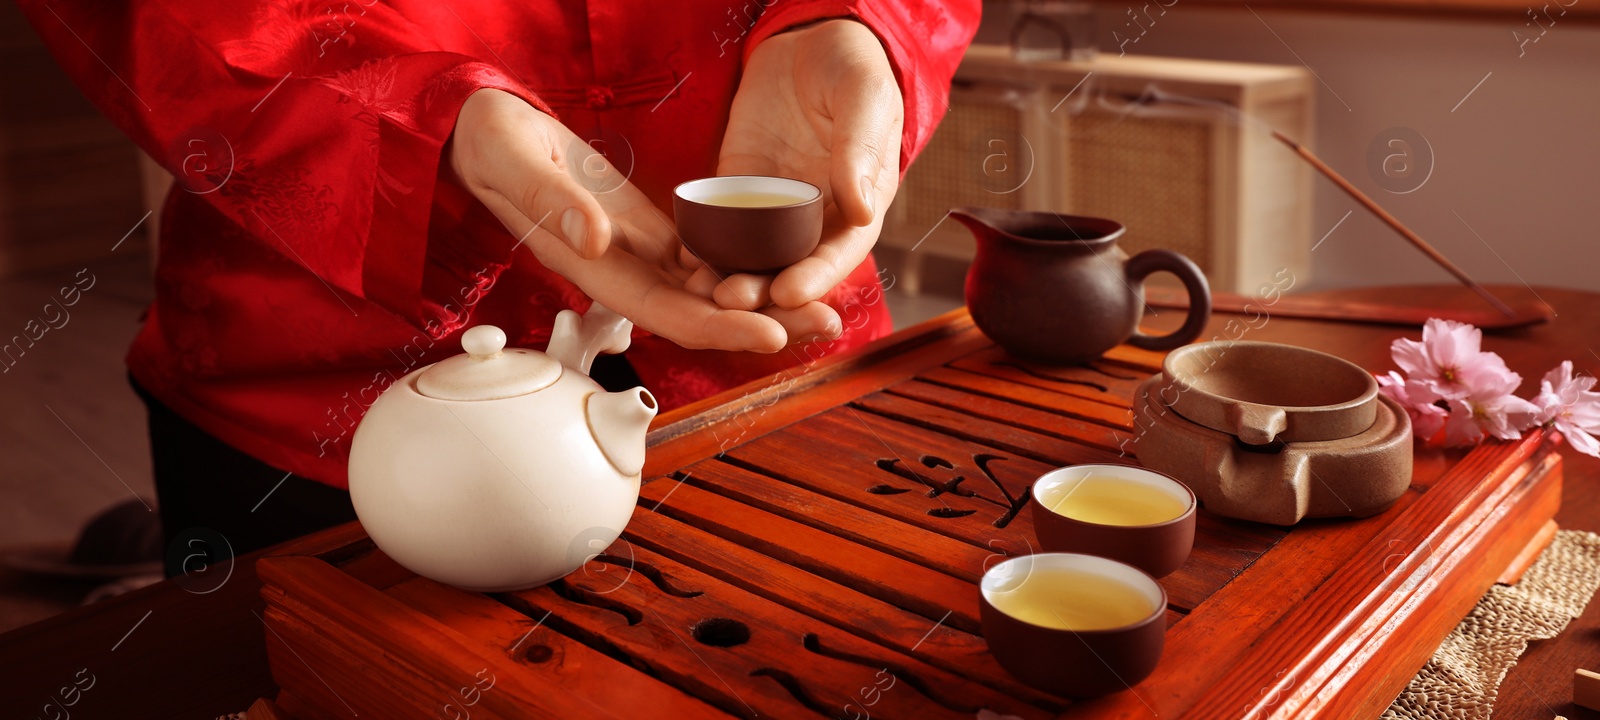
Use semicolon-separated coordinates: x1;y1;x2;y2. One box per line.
448;89;842;352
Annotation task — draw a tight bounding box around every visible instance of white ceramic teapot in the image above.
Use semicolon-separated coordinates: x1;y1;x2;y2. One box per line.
348;304;657;591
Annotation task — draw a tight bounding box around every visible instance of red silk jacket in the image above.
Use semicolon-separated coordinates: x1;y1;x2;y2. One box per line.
21;0;980;488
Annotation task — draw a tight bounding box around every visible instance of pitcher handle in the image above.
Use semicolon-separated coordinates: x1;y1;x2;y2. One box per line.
1125;249;1212;351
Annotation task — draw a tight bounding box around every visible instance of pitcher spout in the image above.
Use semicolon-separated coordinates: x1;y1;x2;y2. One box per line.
586;387;658;477
949;207;1002;238
950;207;1124;250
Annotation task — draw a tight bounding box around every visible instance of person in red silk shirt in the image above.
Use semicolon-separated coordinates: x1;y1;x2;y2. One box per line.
22;0;979;558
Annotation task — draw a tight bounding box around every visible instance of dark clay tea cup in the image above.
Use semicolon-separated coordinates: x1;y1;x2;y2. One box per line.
673;176;823;275
1031;463;1196;578
980;552;1167;697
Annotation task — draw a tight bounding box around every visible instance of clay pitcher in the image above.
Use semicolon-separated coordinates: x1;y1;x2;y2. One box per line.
954;207;1212;364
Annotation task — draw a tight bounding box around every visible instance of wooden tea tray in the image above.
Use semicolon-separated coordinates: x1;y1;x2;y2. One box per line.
258;309;1561;719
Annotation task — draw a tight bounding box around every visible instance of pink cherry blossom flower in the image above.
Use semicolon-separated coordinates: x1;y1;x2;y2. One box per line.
1391;319;1521;401
1437;364;1540;447
1442;393;1541;446
1377;371;1448;441
1441;402;1483;446
1531;361;1600;458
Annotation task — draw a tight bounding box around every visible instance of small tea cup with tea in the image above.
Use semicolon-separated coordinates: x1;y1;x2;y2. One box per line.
672;176;823;276
1031;463;1196;578
980;552;1167;697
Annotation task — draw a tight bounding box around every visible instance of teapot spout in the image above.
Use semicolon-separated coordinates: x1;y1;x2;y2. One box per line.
586;387;658;476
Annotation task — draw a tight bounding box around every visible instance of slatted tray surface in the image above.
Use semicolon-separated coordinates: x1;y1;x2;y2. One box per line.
258;312;1561;720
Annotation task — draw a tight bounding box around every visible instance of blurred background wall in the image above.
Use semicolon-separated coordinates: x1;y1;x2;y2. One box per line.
977;5;1600;292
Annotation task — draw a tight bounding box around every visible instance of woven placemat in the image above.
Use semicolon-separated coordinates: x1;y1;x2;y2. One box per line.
1383;530;1600;720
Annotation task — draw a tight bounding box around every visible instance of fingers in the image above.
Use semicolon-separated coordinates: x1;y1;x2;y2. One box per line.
828;70;900;228
683;266;722;299
688;269;781;328
543;244;788;353
563;249;838;350
712;274;772;310
683;304;789;353
683;267;772;311
692;268;840;343
507;148;612;260
759;302;842;344
678;245;705;271
478;173;607;260
562;136;654;260
454;91;612;259
772;256;852;310
769;206;883;309
623;283;791;353
607;207;684;273
701;275;844;346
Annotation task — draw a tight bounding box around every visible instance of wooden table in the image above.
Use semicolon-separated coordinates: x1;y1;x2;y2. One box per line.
3;284;1598;719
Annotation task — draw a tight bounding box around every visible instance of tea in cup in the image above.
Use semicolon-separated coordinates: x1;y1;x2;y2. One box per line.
979;553;1167;696
672;176;823;275
1031;464;1196;577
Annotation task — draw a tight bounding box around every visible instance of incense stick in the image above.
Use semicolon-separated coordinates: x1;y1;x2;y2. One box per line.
1272;131;1516;318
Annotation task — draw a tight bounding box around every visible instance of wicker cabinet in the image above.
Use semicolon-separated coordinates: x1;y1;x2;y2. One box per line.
879;46;1314;295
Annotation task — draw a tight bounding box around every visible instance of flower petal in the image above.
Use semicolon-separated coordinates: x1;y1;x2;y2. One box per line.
1559;423;1600;458
1530;381;1564;426
1412;402;1448;440
1391;337;1433;378
1426;319;1480;370
1541;361;1574;391
1458;353;1522;400
1443;402;1485;447
1483;394;1539;439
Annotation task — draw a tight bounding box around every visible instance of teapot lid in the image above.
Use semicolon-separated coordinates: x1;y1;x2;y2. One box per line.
415;326;561;401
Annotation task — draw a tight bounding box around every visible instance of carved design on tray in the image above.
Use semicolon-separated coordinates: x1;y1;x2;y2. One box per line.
872;452;1031;528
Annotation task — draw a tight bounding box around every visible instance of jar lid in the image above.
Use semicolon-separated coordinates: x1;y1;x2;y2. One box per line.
415;326;561;401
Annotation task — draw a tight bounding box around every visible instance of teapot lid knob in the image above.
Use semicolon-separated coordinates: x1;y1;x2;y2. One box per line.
462;325;506;360
414;324;561;401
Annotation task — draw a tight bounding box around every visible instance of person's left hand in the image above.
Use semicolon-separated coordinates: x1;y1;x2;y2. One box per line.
690;18;903;323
